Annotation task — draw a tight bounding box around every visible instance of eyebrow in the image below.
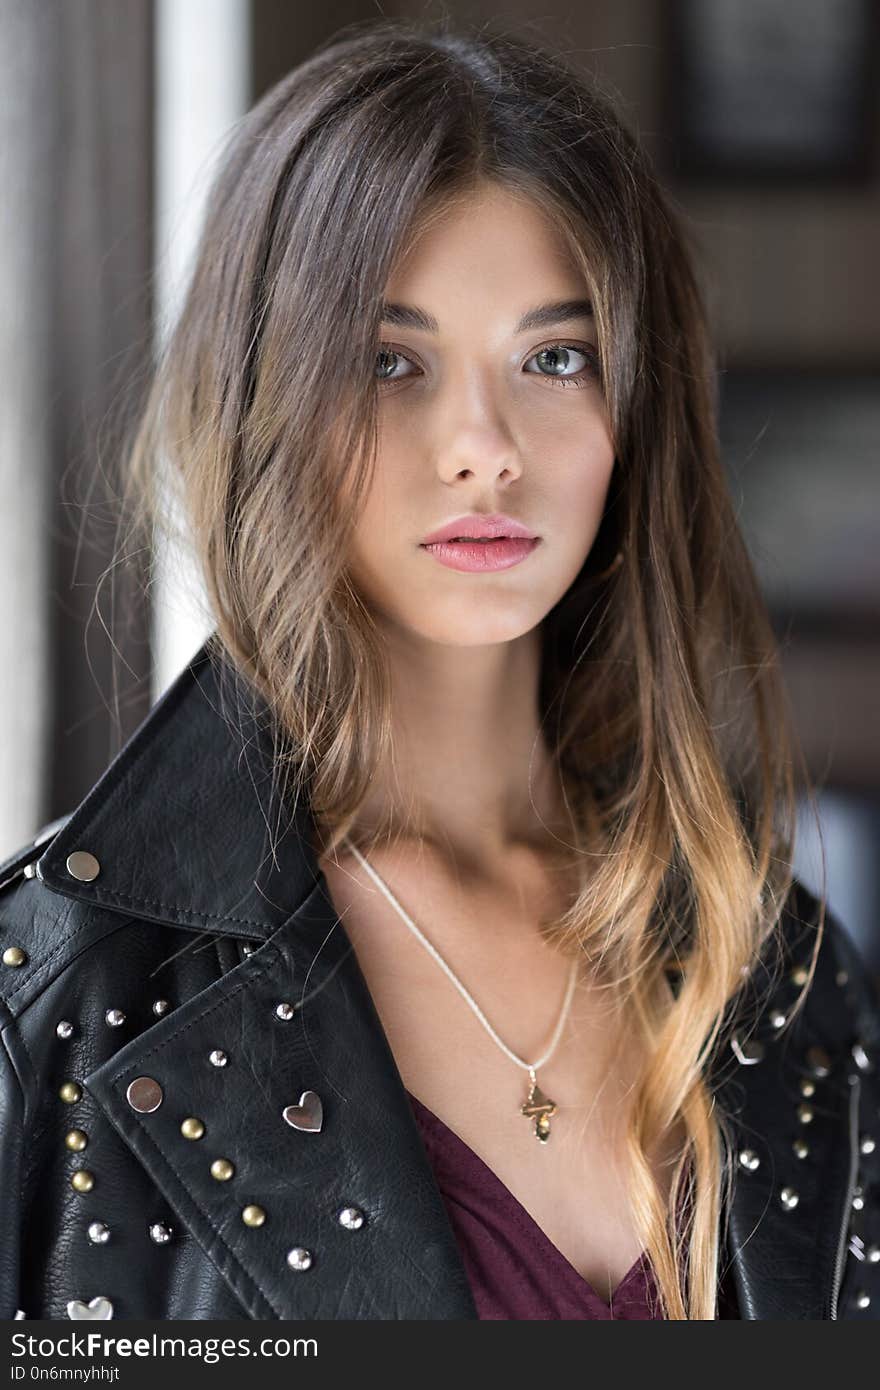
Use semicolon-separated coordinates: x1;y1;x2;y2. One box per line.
379;297;593;334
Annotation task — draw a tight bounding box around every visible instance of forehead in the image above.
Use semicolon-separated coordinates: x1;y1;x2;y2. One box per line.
385;183;586;306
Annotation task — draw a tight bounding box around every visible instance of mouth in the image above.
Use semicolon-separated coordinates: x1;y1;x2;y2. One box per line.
419;535;541;573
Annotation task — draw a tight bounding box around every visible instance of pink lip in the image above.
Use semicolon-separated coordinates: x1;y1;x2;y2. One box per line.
420;537;540;572
420;512;538;545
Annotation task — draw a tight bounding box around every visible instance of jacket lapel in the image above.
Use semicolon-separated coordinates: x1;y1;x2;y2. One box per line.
82;870;479;1320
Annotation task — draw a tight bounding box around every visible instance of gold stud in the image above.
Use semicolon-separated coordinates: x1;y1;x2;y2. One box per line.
2;946;27;967
180;1117;205;1141
800;1078;816;1097
64;1129;88;1152
241;1204;266;1228
210;1158;235;1182
797;1103;814;1124
790;965;809;987
793;1138;810;1159
59;1081;82;1105
70;1169;94;1193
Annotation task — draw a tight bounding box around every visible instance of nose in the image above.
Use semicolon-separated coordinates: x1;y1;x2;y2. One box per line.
438;425;523;486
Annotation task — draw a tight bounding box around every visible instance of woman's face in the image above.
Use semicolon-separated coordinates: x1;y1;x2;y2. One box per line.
346;181;616;647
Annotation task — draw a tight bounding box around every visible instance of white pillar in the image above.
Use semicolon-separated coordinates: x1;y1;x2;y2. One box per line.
152;0;251;701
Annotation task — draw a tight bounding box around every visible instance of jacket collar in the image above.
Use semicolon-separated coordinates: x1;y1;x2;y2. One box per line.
36;635;318;943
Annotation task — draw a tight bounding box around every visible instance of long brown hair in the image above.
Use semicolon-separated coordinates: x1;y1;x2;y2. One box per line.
113;15;824;1318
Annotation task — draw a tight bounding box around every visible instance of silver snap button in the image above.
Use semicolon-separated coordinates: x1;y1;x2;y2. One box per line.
779;1187;799;1211
209;1050;228;1067
150;1223;173;1245
56;1020;75;1039
66;851;101;882
126;1076;164;1113
738;1149;760;1171
152;999;170;1016
105;1009;126;1028
275;1002;295;1021
88;1222;111;1244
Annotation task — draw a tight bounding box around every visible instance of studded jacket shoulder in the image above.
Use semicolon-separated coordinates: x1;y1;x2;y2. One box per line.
1;637;878;1321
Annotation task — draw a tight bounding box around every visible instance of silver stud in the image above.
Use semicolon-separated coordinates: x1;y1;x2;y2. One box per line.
56;1020;75;1040
126;1076;164;1113
738;1149;760;1171
730;1035;765;1065
806;1045;831;1078
150;1223;173;1245
66;1295;113;1320
209;1049;228;1068
105;1008;125;1028
87;1221;110;1245
866;1245;880;1264
849;1233;866;1260
790;964;809;987
855;1291;871;1310
242;943;257;956
860;1134;876;1155
780;1186;799;1211
152;999;170;1017
66;851;101;883
338;1205;365;1230
769;1010;787;1030
800;1078;816;1097
792;1138;810;1159
852;1186;865;1211
14;1310;25;1319
23;860;36;878
286;1247;313;1271
851;1040;873;1073
275;1002;295;1021
797;1104;814;1124
836;969;849;987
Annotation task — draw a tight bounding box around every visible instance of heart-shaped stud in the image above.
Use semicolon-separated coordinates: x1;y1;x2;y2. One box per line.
67;1295;114;1320
282;1090;323;1133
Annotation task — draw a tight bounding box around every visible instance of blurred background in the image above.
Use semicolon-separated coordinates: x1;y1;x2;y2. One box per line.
0;0;877;972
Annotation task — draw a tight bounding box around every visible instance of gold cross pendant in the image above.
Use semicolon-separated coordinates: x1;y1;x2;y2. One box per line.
521;1068;557;1142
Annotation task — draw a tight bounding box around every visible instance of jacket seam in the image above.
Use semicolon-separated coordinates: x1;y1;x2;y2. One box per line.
2;908;138;1008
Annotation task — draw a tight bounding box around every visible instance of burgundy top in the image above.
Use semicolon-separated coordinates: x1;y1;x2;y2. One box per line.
406;1090;665;1320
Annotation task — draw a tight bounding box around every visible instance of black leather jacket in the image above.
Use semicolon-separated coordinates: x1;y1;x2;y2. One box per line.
2;638;879;1321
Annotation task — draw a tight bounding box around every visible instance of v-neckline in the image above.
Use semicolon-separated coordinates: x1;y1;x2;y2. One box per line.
405;1089;650;1312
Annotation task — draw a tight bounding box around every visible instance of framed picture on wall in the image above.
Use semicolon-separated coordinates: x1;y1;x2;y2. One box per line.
662;0;879;184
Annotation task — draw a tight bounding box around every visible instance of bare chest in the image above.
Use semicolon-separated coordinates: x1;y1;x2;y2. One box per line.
318;846;682;1301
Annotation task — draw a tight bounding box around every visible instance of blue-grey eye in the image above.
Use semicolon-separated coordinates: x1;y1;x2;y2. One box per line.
526;345;588;378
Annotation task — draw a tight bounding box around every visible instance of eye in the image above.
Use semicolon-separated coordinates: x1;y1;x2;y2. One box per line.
374;346;418;385
523;342;600;389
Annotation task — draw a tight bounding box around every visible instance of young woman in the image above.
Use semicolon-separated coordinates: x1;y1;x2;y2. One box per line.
1;18;878;1323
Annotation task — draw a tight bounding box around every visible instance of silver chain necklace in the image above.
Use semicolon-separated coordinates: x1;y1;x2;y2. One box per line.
341;835;580;1143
